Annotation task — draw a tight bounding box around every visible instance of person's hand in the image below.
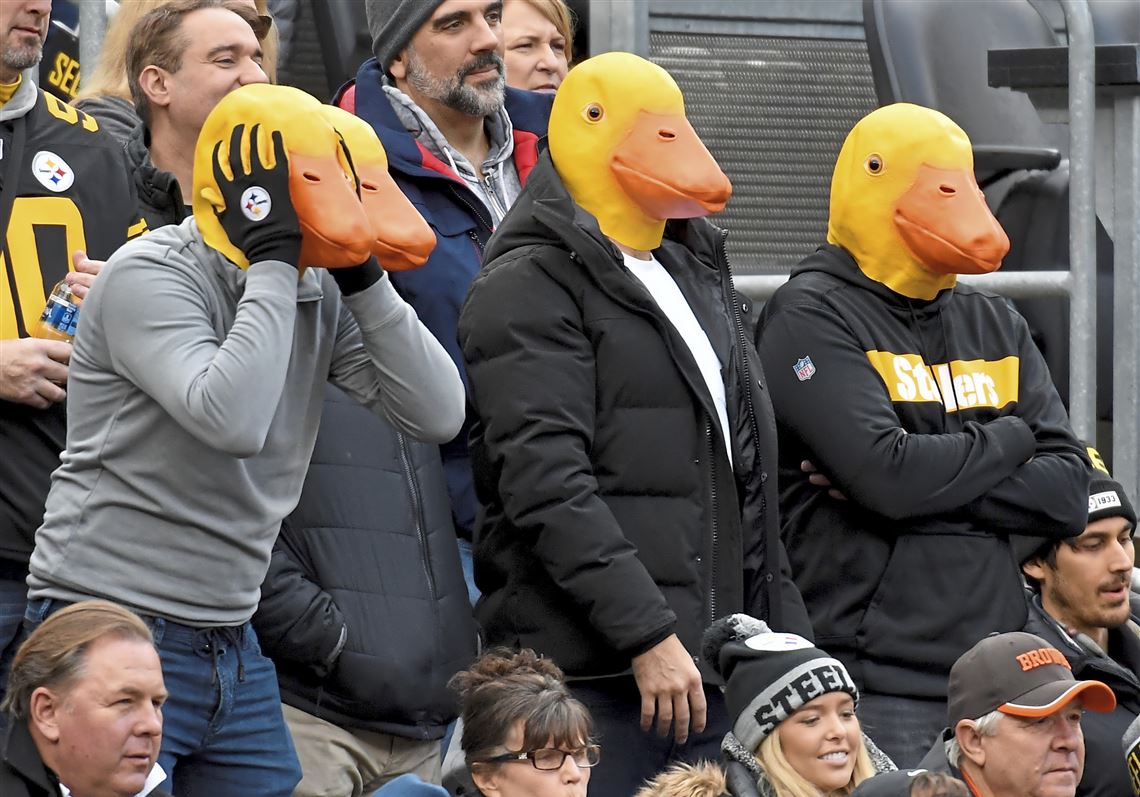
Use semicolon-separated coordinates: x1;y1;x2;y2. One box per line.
630;633;706;743
0;337;71;408
801;460;847;500
63;250;104;301
211;123;301;268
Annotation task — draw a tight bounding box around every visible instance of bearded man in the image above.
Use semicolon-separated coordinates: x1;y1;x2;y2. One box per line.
336;1;553;600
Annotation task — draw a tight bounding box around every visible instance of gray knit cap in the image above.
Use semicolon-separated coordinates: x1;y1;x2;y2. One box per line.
365;0;448;72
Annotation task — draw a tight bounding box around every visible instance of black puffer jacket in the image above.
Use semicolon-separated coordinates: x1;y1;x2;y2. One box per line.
458;152;810;681
253;384;477;737
124;124;187;230
1022;594;1140;797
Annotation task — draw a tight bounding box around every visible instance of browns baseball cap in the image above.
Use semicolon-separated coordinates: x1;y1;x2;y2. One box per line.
947;632;1116;726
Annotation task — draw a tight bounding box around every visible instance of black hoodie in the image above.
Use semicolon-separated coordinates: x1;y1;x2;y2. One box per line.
755;245;1089;698
459;152;810;679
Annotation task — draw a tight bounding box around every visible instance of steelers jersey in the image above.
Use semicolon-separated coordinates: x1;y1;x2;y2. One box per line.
0;88;146;562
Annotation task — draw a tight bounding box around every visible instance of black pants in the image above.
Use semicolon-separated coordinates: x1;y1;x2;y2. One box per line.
570;675;729;797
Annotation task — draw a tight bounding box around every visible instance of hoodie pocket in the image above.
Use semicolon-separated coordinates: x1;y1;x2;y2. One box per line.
856;531;1028;683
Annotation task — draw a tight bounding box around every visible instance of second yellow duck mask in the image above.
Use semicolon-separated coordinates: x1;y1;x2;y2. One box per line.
316;106;436;271
548;52;732;252
827;103;1010;300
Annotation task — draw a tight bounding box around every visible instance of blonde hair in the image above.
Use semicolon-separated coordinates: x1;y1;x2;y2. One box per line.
755;724;876;797
512;0;575;63
76;0;277;103
634;761;727;797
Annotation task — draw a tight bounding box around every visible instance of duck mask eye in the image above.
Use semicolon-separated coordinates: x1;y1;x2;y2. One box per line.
583;103;605;123
864;153;884;175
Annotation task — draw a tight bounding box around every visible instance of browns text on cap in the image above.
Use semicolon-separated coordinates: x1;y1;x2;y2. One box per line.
947;632;1115;727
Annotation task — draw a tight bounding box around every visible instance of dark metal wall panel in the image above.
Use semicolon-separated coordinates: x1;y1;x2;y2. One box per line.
650;32;877;274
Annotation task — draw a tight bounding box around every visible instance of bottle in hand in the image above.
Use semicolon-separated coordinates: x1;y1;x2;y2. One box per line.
36;280;80;342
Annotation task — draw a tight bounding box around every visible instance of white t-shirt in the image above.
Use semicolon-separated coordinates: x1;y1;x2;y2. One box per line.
623;252;733;464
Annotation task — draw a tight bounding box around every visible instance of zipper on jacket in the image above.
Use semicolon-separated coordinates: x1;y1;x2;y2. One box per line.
716;229;780;629
480;165;509;223
397;432;439;610
707;416;719;625
449;184;494;235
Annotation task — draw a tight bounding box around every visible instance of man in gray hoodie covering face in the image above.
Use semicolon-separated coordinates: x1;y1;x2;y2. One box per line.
11;92;466;797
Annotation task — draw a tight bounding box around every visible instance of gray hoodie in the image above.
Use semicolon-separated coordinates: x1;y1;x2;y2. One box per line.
27;218;465;625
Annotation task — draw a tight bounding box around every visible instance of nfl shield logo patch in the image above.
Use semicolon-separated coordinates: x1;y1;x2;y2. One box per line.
793;356;816;381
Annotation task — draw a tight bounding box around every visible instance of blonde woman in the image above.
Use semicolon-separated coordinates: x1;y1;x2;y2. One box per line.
501;0;572;93
73;0;276;144
703;615;895;797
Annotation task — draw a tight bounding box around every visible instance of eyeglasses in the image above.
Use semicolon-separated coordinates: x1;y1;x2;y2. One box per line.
480;745;601;771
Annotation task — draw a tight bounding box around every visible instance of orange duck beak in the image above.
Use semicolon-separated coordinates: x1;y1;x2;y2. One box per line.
290;150;375;269
893;164;1010;275
610;110;732;220
355;162;436;271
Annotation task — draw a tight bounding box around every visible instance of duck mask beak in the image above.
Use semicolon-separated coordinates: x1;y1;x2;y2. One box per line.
610;110;733;220
319;106;435;271
354;161;436;270
893;164;1010;275
291;146;374;269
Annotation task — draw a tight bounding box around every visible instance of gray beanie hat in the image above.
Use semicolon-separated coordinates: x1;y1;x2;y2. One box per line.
365;0;448;72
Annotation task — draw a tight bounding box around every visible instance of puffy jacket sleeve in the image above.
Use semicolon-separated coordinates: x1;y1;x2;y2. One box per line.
326;269;465;445
459;252;676;657
254;523;348;678
962;312;1090;537
756;299;1036;522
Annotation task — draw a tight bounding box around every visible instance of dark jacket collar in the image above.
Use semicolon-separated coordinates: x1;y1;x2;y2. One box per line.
792;243;957;314
3;717;57;795
347;58;552;182
1024;592;1140;695
126;125;187;228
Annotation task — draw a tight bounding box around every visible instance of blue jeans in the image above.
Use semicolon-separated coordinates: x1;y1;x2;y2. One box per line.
0;574;28;709
456;538;480;606
23;598;302;796
374;773;449;797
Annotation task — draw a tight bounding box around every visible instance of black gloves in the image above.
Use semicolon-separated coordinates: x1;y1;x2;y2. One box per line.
212;123;302;268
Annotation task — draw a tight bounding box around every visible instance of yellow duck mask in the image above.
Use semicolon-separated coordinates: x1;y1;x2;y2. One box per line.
548;52;732;252
828;103;1011;300
316;106;436;271
193;83;372;270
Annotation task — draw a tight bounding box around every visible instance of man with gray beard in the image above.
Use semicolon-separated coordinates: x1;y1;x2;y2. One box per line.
334;0;553;601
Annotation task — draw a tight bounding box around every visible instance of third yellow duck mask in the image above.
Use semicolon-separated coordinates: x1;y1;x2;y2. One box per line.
548;52;732;252
828;103;1010;300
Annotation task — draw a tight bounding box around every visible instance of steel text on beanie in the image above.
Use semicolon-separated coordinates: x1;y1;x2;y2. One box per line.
703;614;858;753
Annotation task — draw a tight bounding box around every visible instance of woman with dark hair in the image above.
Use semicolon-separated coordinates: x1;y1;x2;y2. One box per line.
450;649;598;797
